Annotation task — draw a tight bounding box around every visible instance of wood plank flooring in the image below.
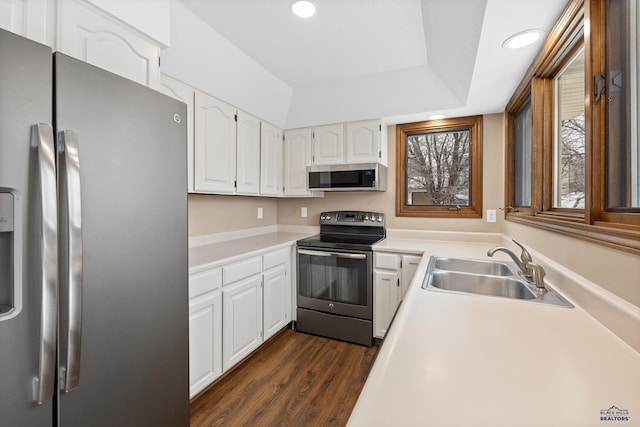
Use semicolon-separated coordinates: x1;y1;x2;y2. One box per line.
190;327;378;427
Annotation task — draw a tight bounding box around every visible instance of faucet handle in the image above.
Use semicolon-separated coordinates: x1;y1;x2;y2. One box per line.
525;262;547;293
512;239;532;265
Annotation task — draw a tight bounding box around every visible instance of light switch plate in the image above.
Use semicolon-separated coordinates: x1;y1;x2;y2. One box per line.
301;207;307;217
257;207;263;219
487;209;496;223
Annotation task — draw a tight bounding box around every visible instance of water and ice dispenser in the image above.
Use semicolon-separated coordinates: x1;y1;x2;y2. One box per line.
0;191;19;318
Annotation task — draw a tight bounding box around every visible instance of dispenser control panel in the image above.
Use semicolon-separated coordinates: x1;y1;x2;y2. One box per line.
0;193;14;232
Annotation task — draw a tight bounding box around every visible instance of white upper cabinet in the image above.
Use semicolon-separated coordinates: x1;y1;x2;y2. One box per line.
284;128;313;196
57;0;161;89
0;0;55;46
159;74;195;193
310;120;386;166
312;124;344;165
345;120;383;164
194;91;237;194
236;111;261;195
260;122;284;196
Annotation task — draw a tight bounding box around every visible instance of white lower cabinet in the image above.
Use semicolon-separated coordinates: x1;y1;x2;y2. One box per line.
189;245;294;394
374;252;422;338
222;275;263;371
262;248;291;340
400;255;421;297
373;270;399;338
188;268;223;398
189;291;222;398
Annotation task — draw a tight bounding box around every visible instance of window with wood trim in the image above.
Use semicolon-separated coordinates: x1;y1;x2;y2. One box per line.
396;116;483;218
504;0;640;254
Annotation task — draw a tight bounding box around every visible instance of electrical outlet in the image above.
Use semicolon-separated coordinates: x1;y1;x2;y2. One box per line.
257;207;263;219
487;209;496;223
301;207;307;218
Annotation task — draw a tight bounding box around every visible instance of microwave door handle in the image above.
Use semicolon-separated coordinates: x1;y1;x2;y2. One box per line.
298;249;367;260
31;124;58;404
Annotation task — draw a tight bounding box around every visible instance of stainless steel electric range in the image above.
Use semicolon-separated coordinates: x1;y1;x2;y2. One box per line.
296;211;385;346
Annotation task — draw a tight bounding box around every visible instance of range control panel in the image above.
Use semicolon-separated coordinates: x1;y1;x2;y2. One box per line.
319;211;385;227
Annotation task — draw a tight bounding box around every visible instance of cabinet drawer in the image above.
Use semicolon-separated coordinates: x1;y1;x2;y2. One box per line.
263;247;290;270
189;268;222;299
223;256;262;285
375;253;399;270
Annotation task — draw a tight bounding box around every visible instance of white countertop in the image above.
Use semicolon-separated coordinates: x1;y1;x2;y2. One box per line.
349;244;640;427
189;231;311;273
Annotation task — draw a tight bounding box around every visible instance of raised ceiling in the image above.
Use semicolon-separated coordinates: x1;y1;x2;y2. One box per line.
177;0;568;127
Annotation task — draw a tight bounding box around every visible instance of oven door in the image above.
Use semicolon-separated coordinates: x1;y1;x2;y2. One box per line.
297;247;372;320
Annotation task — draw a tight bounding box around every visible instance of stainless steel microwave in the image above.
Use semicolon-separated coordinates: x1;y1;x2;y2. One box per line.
307;163;387;191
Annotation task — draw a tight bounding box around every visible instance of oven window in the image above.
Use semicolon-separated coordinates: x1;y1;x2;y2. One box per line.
298;251;368;306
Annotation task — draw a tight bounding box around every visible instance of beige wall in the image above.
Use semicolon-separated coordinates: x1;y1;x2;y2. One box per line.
188;112;640;308
188;194;277;236
504;222;640;307
277;113;506;232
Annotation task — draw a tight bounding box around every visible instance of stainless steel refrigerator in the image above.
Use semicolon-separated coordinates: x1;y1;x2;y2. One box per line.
0;29;189;426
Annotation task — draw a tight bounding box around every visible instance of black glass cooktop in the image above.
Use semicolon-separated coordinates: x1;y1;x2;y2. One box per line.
297;233;385;251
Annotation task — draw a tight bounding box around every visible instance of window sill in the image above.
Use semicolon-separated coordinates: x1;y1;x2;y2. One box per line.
506;213;640;255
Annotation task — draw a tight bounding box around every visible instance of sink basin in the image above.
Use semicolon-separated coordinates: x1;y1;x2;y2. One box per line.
422;256;573;307
433;257;514;276
428;271;536;300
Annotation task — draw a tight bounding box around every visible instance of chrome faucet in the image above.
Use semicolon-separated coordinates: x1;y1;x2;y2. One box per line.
487;239;533;280
487;240;548;292
526;262;547;293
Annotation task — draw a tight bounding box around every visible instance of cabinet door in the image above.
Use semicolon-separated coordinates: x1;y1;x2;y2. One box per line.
189;291;222;398
345;120;381;164
260;122;283;196
236;110;261;195
0;0;54;46
284;128;312;196
400;255;422;298
312;124;344;165
373;271;399;339
222;276;263;371
263;265;288;340
57;0;160;88
194;91;237;194
159;74;194;192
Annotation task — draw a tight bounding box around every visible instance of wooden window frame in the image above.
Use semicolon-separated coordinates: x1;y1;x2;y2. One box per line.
504;0;640;255
396;116;483;218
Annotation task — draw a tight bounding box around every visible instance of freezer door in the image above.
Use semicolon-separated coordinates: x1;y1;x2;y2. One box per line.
0;29;55;427
55;53;189;427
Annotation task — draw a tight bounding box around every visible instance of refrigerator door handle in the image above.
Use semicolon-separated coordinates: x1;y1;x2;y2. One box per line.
58;130;83;393
31;124;58;404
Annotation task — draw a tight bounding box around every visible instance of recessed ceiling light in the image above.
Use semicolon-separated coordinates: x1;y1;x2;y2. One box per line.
428;114;445;120
291;0;316;18
502;30;543;49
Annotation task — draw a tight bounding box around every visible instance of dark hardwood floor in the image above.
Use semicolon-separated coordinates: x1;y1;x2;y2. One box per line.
190;327;378;427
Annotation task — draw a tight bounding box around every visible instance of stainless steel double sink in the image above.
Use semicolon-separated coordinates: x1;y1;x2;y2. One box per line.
423;257;573;307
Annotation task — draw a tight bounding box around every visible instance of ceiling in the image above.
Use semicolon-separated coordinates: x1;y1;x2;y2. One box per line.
177;0;568;125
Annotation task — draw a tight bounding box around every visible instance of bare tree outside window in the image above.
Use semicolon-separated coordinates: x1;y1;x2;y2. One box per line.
396;116;482;218
559;113;585;207
406;129;471;206
555;49;586;208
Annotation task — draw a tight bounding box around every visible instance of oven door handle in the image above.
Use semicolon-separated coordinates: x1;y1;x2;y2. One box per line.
298;249;367;259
